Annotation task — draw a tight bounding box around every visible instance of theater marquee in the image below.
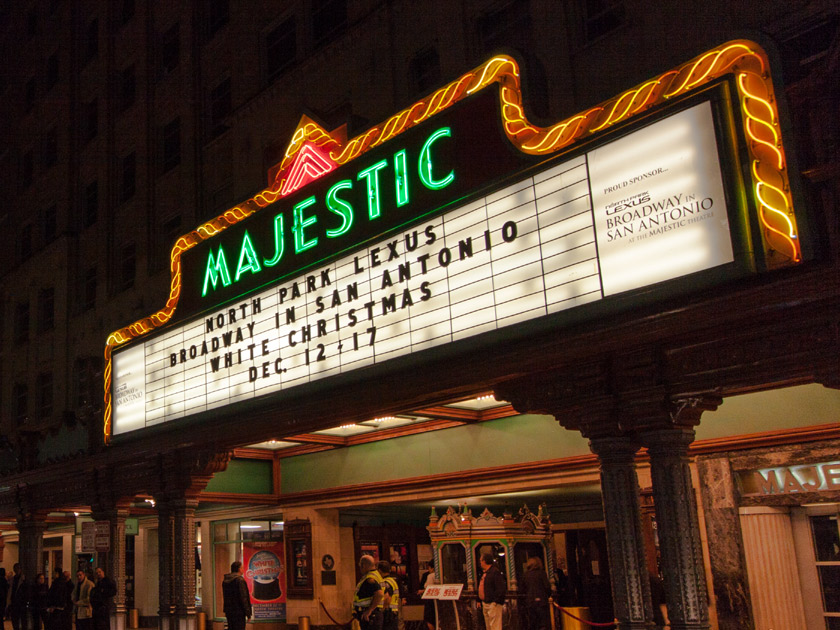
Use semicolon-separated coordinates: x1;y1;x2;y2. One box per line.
105;41;803;441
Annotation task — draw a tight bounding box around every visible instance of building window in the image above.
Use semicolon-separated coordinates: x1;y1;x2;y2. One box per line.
409;48;440;94
85;19;99;63
158;214;182;265
582;0;625;43
46;53;59;90
120;0;135;26
119;64;136;112
120;152;136;202
19;225;33;262
118;242;136;291
42;205;57;244
83;99;98;143
37;372;53;419
266;16;296;81
203;0;229;42
159;22;180;76
14;301;29;344
26;7;36;39
74;357;102;409
25;78;35;113
21;151;34;190
312;0;346;47
478;2;531;53
84;181;98;227
43;127;58;168
161;117;181;173
82;266;97;310
13;383;28;427
209;78;231;138
37;288;55;333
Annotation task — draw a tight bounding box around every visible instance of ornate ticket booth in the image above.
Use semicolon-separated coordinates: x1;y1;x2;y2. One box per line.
426;505;555;630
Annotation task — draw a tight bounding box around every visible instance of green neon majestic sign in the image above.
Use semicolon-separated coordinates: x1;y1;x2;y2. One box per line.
202;127;455;297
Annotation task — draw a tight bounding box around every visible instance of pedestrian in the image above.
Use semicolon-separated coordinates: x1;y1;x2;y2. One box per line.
0;568;8;622
376;562;399;630
477;554;506;630
9;563;27;630
521;557;550;630
90;568;116;630
417;561;435;630
72;570;94;630
221;561;251;630
46;568;67;630
351;555;383;630
32;573;49;630
61;572;73;630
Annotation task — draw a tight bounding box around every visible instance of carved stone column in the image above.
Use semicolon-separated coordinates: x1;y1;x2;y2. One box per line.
17;512;47;585
153;450;231;630
641;428;709;630
155;499;175;630
91;505;130;630
171;498;199;624
590;437;654;630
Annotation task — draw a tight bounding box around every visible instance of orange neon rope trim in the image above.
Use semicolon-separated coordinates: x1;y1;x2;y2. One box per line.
102;40;801;443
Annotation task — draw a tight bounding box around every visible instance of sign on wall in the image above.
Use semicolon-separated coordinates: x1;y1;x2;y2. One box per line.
106;42;803;440
738;461;840;496
112;103;731;435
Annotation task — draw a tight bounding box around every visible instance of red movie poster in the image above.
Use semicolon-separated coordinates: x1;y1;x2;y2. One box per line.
243;538;286;621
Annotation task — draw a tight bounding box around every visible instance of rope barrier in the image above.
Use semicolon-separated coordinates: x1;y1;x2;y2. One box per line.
551;601;616;628
318;599;354;629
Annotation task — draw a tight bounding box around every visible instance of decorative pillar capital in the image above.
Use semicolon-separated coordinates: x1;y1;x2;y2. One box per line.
640;426;697;454
496;361;722;438
154;449;231;503
589;436;642;463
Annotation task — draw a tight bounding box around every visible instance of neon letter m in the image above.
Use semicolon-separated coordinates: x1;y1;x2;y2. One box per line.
202;246;232;296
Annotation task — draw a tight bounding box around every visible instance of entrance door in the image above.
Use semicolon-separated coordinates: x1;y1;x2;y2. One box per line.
565;529;613;623
809;513;840;629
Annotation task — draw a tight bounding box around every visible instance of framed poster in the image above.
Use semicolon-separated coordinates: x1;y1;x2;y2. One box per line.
285;519;314;598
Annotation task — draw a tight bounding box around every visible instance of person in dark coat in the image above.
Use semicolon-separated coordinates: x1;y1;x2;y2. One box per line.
417;560;436;630
521;557;551;630
0;567;8;621
32;573;49;630
478;554;506;630
8;563;28;630
46;568;68;630
90;568;117;630
61;571;74;630
221;561;252;630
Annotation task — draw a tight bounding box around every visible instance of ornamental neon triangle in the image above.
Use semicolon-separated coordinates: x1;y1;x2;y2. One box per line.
279;142;337;197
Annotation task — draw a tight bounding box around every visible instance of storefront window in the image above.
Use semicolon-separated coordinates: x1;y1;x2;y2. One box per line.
810;515;840;628
440;543;467;586
212;517;285;622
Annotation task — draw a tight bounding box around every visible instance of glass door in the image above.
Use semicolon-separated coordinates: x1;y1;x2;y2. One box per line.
810;513;840;629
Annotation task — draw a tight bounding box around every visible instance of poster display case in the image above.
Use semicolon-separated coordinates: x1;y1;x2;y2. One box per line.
284;519;313;598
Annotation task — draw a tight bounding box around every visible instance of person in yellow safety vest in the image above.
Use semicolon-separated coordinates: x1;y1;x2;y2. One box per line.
352;555;384;630
376;561;400;630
